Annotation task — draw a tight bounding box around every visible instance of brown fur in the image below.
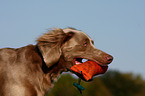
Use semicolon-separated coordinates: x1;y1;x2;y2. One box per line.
0;28;113;96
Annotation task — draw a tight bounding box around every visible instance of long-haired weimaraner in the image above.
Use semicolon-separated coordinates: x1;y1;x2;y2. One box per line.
0;28;113;96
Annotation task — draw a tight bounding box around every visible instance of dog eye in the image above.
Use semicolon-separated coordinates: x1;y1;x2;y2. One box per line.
91;40;94;45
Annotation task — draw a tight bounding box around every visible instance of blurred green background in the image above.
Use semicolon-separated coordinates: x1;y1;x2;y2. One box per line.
46;70;145;96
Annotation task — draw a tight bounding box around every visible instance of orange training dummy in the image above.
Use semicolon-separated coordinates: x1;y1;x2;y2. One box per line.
70;61;108;81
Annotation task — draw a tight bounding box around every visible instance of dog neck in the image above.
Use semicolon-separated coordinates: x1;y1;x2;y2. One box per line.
36;45;67;83
48;55;67;82
35;45;50;73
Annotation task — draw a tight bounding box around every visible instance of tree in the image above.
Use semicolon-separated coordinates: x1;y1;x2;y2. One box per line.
47;70;145;96
101;70;144;96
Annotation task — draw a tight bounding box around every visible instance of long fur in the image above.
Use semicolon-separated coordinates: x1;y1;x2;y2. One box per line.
36;28;66;46
0;28;113;96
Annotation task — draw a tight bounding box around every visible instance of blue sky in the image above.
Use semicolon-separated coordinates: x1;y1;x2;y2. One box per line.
0;0;145;79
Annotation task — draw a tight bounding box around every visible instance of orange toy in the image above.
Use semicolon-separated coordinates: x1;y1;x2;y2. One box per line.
70;61;108;81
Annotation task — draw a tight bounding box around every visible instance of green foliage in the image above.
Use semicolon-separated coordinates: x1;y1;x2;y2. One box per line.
101;70;144;96
46;70;145;96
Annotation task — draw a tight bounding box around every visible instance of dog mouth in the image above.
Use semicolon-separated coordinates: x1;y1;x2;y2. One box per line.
70;57;108;81
73;58;87;65
73;58;106;66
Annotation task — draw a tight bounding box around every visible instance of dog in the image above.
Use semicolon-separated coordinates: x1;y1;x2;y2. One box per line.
0;28;113;96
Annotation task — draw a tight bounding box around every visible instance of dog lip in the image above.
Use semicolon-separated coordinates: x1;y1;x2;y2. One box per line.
73;57;107;67
92;60;108;67
73;57;82;65
73;57;88;65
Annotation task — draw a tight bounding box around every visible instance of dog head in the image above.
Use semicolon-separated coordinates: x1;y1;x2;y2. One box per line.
62;28;113;67
36;28;113;80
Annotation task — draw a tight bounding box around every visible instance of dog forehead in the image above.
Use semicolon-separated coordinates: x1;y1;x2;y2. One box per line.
63;28;92;40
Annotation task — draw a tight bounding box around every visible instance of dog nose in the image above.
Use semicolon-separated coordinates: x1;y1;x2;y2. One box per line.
105;55;113;64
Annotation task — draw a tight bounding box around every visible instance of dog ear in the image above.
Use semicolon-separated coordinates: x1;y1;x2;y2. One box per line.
36;28;74;68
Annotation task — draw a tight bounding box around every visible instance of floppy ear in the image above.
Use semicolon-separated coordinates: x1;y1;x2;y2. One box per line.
36;28;74;68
